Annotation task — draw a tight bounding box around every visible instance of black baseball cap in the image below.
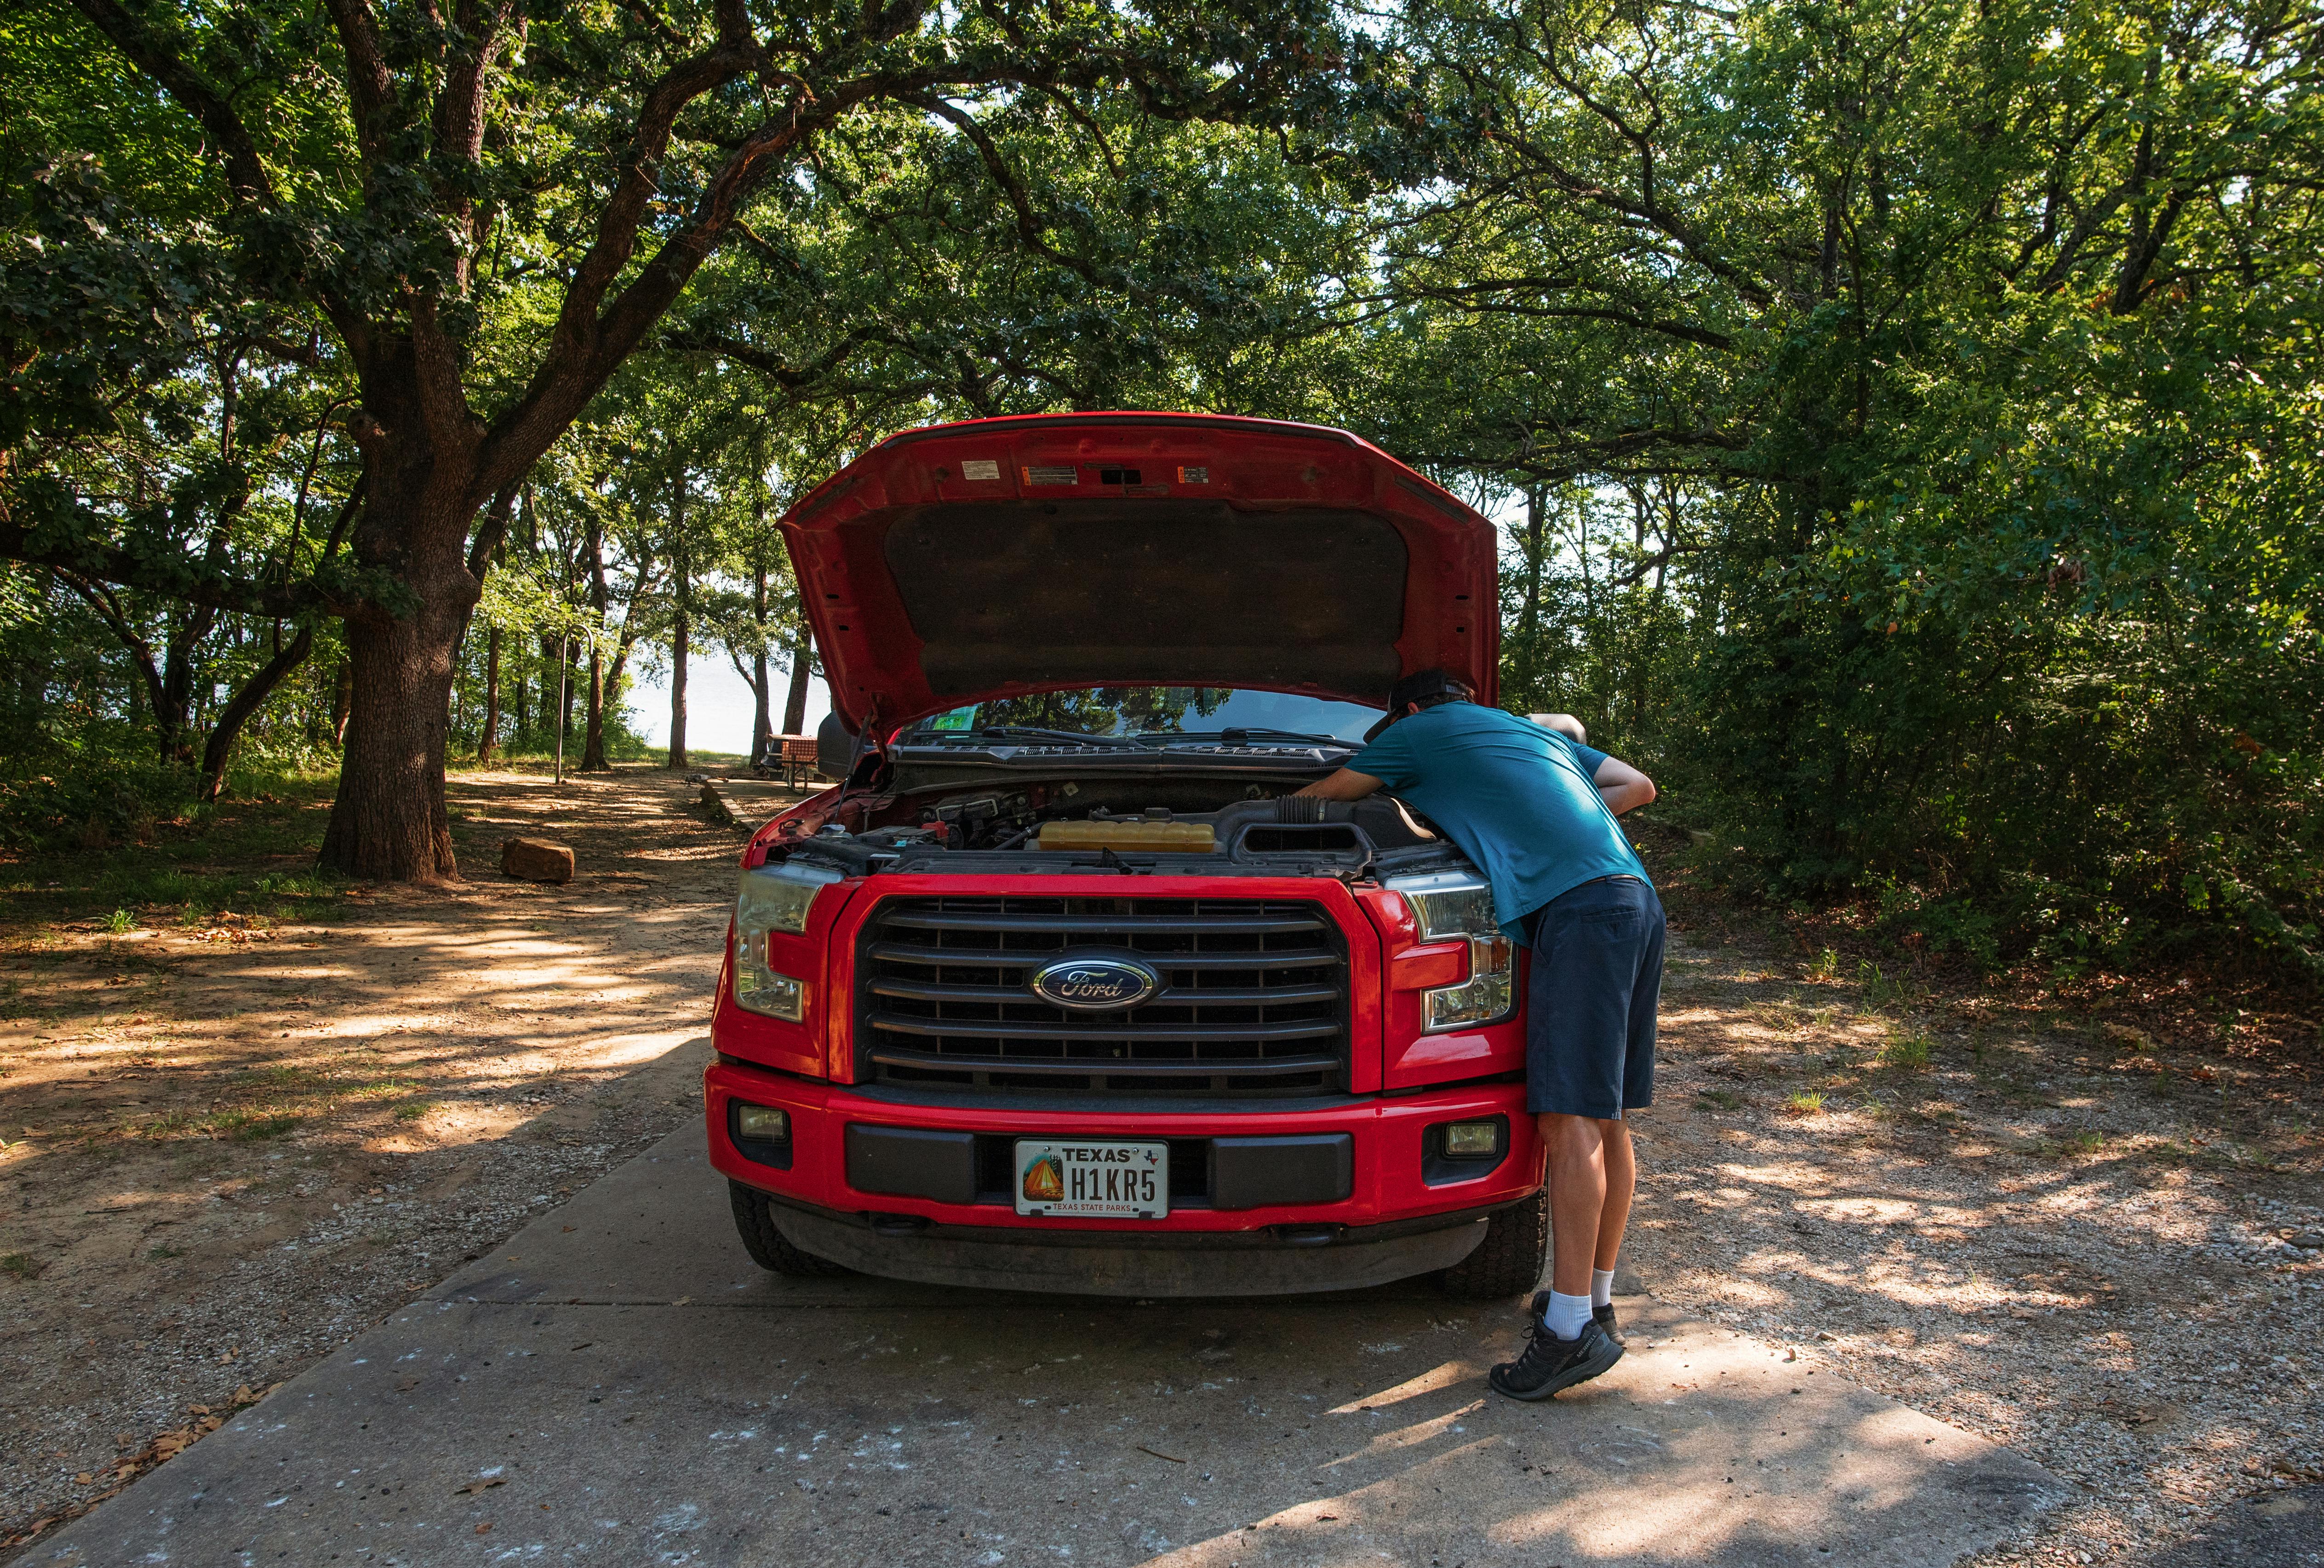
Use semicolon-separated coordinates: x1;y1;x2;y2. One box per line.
1362;669;1473;743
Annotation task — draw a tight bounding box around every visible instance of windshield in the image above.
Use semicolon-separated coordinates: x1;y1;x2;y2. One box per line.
901;687;1382;744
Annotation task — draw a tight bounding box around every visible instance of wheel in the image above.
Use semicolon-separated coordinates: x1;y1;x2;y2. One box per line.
1437;1189;1549;1300
728;1180;851;1276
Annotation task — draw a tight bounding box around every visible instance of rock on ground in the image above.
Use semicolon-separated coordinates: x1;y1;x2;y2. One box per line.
498;835;575;883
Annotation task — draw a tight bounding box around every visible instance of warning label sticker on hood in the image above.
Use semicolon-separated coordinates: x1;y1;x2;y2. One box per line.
1022;464;1079;486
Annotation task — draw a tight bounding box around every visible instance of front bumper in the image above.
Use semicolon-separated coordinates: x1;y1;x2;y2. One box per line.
706;1056;1539;1294
758;1188;1508;1296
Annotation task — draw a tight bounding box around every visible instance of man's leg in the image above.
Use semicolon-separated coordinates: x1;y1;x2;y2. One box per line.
1540;1113;1633;1296
1595;1118;1635;1272
1492;1106;1630;1400
1540;1112;1606;1297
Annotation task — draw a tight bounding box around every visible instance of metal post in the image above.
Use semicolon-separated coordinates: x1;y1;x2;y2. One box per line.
554;633;568;784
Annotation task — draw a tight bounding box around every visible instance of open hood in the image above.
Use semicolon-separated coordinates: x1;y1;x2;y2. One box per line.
780;413;1500;735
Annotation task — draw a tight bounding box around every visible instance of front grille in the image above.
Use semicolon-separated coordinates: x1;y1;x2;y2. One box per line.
858;896;1349;1096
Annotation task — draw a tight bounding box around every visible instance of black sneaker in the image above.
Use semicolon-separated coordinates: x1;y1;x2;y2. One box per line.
1526;1289;1623;1346
1490;1313;1623;1401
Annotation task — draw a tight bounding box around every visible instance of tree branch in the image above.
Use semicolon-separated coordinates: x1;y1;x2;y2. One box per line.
617;0;690;53
4;515;310;617
466;479;522;579
661;326;876;390
64;0;280;208
912;93;1156;305
322;0;401;166
58;570;167;716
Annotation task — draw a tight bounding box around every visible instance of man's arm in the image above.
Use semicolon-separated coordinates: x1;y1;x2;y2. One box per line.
1593;755;1656;815
1294;768;1385;801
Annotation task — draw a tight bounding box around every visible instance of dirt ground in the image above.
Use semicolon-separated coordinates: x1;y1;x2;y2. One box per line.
1625;908;2323;1568
1;770;2318;1563
0;765;770;1551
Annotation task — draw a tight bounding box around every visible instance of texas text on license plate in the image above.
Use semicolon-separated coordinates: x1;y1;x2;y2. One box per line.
1014;1139;1169;1219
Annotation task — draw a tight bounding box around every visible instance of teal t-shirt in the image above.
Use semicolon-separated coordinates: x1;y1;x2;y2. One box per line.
1349;703;1650;941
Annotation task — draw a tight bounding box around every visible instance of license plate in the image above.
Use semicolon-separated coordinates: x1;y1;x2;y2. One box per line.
1014;1139;1169;1219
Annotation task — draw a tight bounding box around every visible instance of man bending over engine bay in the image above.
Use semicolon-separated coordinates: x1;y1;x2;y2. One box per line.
1297;671;1661;1400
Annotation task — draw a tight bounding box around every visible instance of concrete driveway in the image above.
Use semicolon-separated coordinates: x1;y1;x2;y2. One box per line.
40;1085;2065;1567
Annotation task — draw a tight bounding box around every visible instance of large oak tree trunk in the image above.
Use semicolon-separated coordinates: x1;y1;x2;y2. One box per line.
316;447;489;883
319;602;468;879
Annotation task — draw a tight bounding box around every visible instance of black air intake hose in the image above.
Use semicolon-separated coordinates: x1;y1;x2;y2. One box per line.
1275;795;1328;824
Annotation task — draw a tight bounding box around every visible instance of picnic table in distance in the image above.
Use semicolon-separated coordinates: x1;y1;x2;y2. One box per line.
760;735;822;789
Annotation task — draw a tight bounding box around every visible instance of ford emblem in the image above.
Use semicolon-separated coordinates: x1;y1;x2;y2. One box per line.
1030;956;1160;1011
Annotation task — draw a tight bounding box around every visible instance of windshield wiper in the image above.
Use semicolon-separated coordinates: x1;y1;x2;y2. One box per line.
1167;728;1356;747
925;725;1153;749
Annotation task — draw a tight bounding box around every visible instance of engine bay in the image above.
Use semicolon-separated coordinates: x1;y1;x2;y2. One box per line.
768;774;1460;880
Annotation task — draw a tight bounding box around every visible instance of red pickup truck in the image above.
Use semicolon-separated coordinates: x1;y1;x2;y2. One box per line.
705;412;1546;1298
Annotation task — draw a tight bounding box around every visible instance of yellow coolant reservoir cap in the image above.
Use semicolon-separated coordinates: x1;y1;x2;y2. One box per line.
1036;819;1217;853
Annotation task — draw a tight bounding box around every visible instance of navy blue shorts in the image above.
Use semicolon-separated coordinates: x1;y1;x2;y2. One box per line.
1518;877;1665;1119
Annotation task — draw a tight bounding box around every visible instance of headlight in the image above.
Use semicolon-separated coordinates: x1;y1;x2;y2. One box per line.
738;859;842;937
1389;872;1516;1032
734;965;807;1021
733;860;840;1020
1397;874;1497;943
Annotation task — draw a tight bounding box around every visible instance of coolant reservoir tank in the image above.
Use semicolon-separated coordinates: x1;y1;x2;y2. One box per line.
1036;819;1217;853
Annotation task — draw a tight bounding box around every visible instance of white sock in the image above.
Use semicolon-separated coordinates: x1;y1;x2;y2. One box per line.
1591;1268;1616;1310
1543;1290;1593;1340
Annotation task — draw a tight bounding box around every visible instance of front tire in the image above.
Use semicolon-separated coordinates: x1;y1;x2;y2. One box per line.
1437;1189;1549;1300
728;1180;851;1277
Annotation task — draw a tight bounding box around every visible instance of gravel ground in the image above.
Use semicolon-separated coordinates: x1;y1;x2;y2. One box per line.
1623;918;2322;1568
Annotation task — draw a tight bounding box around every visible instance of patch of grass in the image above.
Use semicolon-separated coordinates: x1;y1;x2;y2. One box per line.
147;1244;185;1260
1807;947;1841;982
217;1111;302;1142
1696;1089;1746;1110
136;1109;203;1139
2064;1130;2106;1156
0;768;355;929
0;1252;41;1280
391;1100;436;1122
1784;1090;1826;1117
338;1077;421;1102
1882;1033;1934;1071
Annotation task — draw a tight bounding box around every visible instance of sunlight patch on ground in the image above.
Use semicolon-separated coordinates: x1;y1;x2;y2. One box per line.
1326;1361;1477;1416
